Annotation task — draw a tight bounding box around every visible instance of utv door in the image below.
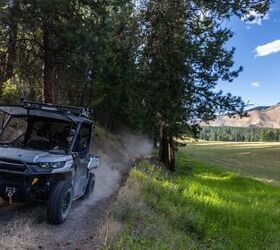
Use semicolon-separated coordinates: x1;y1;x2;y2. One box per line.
72;123;92;199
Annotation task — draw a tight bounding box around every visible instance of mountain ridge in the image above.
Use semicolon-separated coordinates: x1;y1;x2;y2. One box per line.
207;103;280;128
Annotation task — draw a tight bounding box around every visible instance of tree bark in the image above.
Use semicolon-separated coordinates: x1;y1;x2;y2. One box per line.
3;0;18;84
42;21;54;103
159;125;175;172
5;21;17;82
153;129;158;149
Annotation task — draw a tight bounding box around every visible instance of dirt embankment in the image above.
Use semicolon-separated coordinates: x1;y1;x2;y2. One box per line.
0;129;152;250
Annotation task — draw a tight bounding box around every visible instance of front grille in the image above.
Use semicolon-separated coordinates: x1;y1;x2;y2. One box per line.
0;159;27;173
1;172;25;182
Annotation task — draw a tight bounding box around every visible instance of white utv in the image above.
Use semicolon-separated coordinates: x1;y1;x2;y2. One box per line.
0;100;100;224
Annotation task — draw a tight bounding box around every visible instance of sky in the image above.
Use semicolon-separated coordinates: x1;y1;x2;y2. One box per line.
217;1;280;107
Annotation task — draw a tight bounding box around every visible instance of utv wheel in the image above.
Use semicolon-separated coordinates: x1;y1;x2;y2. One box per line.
83;173;95;199
47;181;73;225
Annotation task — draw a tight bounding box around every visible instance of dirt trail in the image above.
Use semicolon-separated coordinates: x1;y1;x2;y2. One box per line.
0;133;152;250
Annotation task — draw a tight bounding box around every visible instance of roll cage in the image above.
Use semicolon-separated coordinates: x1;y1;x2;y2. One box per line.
0;100;94;155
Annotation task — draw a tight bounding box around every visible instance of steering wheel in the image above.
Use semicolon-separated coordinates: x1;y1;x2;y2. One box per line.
49;137;69;152
55;141;69;152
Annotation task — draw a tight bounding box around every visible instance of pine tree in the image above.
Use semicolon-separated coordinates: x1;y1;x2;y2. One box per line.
140;0;269;171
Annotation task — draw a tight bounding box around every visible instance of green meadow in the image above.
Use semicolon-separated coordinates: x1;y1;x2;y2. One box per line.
106;144;280;249
183;142;280;186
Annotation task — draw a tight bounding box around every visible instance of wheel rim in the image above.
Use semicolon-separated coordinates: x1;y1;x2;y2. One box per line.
62;189;72;219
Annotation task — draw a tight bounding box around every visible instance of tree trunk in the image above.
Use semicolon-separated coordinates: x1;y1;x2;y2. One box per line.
153;130;158;149
3;0;18;84
42;21;54;103
5;25;17;82
159;125;175;172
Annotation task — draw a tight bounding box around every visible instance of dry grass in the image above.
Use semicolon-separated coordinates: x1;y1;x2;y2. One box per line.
99;215;123;247
100;177;145;249
0;215;41;250
0;205;45;250
117;177;143;203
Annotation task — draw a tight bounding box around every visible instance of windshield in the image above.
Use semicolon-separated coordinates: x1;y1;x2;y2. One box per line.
0;115;75;153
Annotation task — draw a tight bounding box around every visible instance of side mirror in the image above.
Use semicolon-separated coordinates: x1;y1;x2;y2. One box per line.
87;155;100;170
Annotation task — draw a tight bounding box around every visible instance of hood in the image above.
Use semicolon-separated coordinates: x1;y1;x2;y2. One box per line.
0;147;72;163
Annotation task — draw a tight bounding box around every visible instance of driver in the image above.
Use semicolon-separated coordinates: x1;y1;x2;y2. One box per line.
52;126;75;151
63;126;75;147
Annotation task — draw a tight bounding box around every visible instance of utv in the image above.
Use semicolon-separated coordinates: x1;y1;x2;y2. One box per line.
0;100;100;224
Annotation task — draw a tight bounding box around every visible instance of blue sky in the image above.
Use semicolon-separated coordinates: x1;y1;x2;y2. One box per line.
218;1;280;107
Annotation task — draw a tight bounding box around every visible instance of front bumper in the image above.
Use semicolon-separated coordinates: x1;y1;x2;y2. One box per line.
0;159;71;202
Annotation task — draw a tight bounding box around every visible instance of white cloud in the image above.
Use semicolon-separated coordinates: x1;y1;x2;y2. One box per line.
255;39;280;57
251;82;261;88
242;10;269;26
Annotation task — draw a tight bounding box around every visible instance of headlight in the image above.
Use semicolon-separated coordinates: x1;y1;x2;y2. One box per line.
39;162;65;169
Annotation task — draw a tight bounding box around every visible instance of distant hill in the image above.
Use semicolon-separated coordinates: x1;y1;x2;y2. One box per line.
207;103;280;128
247;106;271;112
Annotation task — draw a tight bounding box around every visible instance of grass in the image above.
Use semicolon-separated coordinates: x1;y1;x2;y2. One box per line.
104;150;280;249
0;210;43;250
182;141;280;186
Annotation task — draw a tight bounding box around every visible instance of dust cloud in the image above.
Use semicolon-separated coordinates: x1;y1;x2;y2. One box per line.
120;132;153;159
92;132;153;203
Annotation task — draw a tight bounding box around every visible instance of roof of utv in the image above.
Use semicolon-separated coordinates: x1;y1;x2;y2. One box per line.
0;101;93;124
